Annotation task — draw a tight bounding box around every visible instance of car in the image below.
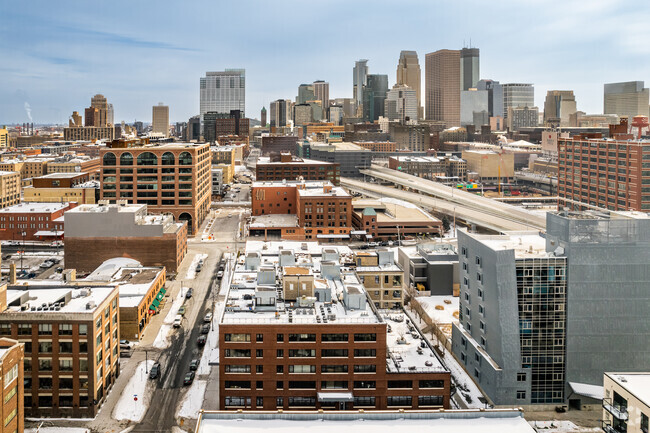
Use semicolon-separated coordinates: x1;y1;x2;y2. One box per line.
39;261;53;269
189;359;200;371
173;315;183;328
149;362;161;379
203;312;213;323
2;254;11;260
185;288;193;299
217;271;224;279
201;324;210;334
50;258;61;264
227;214;233;218
195;264;202;273
178;306;186;316
120;340;131;349
197;335;206;346
120;350;132;358
183;371;195;386
27;272;36;279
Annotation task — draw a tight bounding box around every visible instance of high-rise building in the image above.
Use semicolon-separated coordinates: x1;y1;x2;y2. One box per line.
199;69;246;130
203;110;249;143
604;81;650;119
261;106;267;127
329;105;344;125
313;80;329;120
396;51;422;119
543;90;577;126
363;74;388;122
425;49;461;126
186;116;200;141
502;83;534;119
384;84;418;124
460;48;479;91
353;59;369;109
507;106;539;130
477;79;504;118
297;84;315;105
270;99;287;128
293;103;313;126
69;111;82;127
460;89;488;126
334;98;356;117
107;103;114;125
152;103;169;137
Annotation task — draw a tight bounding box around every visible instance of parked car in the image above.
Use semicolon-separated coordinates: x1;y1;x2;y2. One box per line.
39;261;53;269
119;340;131;349
27;273;36;279
178;306;186;316
217;271;224;279
197;335;206;346
183;371;195;386
149;362;161;379
189;359;200;371
185;288;193;299
203;312;213;323
201;324;210;334
120;350;132;358
173;315;183;328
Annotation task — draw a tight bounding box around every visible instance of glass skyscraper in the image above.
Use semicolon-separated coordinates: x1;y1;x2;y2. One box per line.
200;69;246;130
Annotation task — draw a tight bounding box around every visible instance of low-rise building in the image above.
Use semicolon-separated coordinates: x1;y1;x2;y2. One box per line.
46;155;100;178
0;171;21;209
255;154;340;185
23;173;99;205
353;141;396;152
603;373;650;433
0;338;24;433
212;168;224;196
0;202;71;242
461;150;515;184
398;243;459;295
64;203;187;272
63;126;115;142
353;250;405;309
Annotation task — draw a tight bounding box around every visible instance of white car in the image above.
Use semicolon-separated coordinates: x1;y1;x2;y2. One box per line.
204;312;213;323
173;315;183;328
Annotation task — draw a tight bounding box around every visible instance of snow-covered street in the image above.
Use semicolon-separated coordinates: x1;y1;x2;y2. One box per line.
113;360;155;422
153;285;187;349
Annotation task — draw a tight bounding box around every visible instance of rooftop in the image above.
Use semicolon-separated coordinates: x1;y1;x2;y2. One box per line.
36;172;88;179
0;202;69;214
249;214;298;228
352;197;440;223
469;231;550;259
4;286;116;316
606;373;650;406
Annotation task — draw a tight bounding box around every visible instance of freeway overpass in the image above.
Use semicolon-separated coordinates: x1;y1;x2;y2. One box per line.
341;166;547;232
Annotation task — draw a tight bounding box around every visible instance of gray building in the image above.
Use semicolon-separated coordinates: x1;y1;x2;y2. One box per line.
460;48;480;91
270;99;287;128
477;79;504;118
363;74;389;122
604;81;650;119
452;210;650;407
460;89;488;126
503;83;534;119
507;106;539;130
297;84;315;105
304;142;372;178
385;84;418;124
398;243;459;295
199;69;246;130
353;59;369;109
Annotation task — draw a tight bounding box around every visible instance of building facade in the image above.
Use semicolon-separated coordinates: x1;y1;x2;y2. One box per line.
460;48;479;91
604;81;650;119
543;91;577;127
396;50;422;119
425;49;460;127
602;373;650;433
502;83;534;120
0;171;21;209
0;338;24;433
385;84;418;124
200;69;246;126
255;154;340;185
152;103;169;137
0;202;70;241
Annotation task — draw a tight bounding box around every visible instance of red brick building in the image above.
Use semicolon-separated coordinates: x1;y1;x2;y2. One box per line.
0;202;74;241
0;338;24;433
261;136;299;155
255;153;341;185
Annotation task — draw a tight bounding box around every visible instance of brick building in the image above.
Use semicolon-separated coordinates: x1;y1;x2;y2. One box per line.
0;171;21;209
353;141;396;152
99;139;211;234
64;203;187;272
0;202;72;242
558;136;650;211
0;284;120;418
218;242;451;411
0;338;24;433
261;136;299;155
255;154;341;185
24;173;98;205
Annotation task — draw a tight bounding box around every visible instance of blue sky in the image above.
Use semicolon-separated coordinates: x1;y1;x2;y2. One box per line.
1;0;649;124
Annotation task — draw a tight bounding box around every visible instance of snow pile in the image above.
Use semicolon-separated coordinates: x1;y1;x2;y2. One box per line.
185;254;208;280
153;287;186;349
177;380;207;419
113;360;155;422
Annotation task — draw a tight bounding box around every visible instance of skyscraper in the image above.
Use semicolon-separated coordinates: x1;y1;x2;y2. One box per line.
604;81;650;119
353;59;369;110
502;83;534;122
543;90;577;126
313;80;329;120
270;99;287;128
107;103;114;126
363;74;388;122
261;106;267;127
460;48;480;91
152;103;169;137
84;94;109;127
425;49;461;126
396;51;422;119
385;84;418;123
199;69;246;130
297;84;315;105
477;79;504;118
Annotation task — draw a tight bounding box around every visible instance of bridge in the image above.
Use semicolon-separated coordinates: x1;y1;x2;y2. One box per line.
341;165;547;233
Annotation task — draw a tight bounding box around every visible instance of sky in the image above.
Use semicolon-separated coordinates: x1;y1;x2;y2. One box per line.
1;0;650;125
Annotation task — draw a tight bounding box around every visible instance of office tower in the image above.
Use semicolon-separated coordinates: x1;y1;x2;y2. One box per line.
293;103;313;126
362;74;388;122
297;84;315;105
107;103;114;125
334;98;356;117
270;99;287;128
199;69;246;131
353;59;369;109
425;49;461;126
313;80;329;120
460;47;480;91
460;89;488;125
69;111;82;127
604;81;650;119
477;79;504;118
396;51;422;118
507;106;539;130
543;90;577;126
385;84;418;123
502;83;534;119
152;103;170;137
203;110;249;143
261;106;267;126
328;105;344;125
186;116;200;141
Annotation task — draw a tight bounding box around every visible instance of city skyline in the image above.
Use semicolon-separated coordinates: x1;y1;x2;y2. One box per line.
2;0;650;124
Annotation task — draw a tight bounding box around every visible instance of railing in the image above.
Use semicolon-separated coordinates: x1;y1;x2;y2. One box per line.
601;420;626;433
603;398;629;421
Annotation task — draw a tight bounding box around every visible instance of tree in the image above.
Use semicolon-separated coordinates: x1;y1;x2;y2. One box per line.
442;215;450;232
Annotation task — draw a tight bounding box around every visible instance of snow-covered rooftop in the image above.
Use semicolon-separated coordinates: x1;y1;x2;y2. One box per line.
606;373;650;405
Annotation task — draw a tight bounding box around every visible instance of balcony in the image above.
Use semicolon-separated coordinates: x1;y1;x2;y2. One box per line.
601;420;626;433
603;398;629;421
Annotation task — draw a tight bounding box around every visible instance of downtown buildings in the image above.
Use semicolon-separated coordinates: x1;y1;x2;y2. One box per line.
604;81;650;119
152;103;170;137
425;49;461;127
396;50;422;119
200;69;246;130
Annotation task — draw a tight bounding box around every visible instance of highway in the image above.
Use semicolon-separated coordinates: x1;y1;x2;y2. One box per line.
342;165;547;232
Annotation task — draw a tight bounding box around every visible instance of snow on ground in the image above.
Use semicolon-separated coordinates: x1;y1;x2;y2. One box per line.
177;379;207;419
26;428;89;433
528;421;601;432
153;286;187;349
113;360;155;422
185;254;208;280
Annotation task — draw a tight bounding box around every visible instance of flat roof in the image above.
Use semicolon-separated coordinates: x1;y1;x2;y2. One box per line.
35;172;88;179
606;373;650;406
67;203;144;214
0;171;19;176
250;214;298;228
196;410;534;433
352;197;440;223
0;202;69;214
4;286;116;315
257;157;334;166
467;231;550;258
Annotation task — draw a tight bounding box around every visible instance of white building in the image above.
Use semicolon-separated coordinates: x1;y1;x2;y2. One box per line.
200;69;246;129
384;84;418;124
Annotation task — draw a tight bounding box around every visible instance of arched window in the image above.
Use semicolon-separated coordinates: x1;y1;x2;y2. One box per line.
137;152;158;166
161;152;175;165
103;152;116;166
120;152;133;166
178;151;192;165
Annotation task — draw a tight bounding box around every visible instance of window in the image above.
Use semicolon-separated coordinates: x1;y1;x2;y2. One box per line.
18;324;31;335
178;151;193;165
289;365;315;373
4;365;18;387
256;365;263;373
321;349;348;357
58;324;73;335
321;365;348;373
476;256;482;266
276;365;284;373
288;333;316;342
0;324;10;336
224;349;251;358
354;396;375;407
388;380;412;389
276;334;284;342
3;386;16;404
276;349;284;358
255;349;263;358
288;381;315;389
3;407;16;427
289;349;315;357
224;396;251;407
353;381;376;389
38;324;52;335
353;348;375;357
321;381;347;389
39;342;52;353
256;397;263;407
516;390;526;400
161;152;175;165
353;364;376;373
354;333;376;342
387;396;412;406
641;413;648;433
103;152;116;166
321;333;348;342
225;381;251;389
287;396;315;407
517;373;526;382
419;379;444;388
225;333;250;342
225;365;250;373
120;152;133;165
418;395;444;406
137;152;158;165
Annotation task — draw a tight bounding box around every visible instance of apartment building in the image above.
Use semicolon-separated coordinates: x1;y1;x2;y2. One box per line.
24;173;98;205
397;243;459;295
63;126;115;142
558;136;650;211
0;338;24;433
353;141;396;153
0;172;21;209
0;202;71;242
353;250;405;309
99;140;211;234
46;156;100;178
64;203;187;272
255;154;340;185
602;373;650;433
218;242;451;411
0;284;120;417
